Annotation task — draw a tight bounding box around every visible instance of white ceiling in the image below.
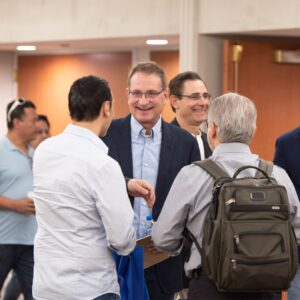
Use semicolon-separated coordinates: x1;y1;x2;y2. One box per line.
0;28;299;56
0;35;180;55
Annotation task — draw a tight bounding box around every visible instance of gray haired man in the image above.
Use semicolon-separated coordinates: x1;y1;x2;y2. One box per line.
152;93;300;300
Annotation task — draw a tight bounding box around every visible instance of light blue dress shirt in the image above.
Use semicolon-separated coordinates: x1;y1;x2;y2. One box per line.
0;135;37;244
131;116;162;238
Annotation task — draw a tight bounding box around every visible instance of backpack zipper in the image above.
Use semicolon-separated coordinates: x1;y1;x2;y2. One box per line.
231;257;288;270
233;231;285;254
230;204;289;213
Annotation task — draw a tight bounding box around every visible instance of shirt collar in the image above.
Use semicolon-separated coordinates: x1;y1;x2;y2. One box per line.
130;115;162;141
213;143;252;156
4;135;34;158
64;124;108;154
192;129;202;138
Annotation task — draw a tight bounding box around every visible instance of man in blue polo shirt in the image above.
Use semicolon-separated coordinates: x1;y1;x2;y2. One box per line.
0;99;37;300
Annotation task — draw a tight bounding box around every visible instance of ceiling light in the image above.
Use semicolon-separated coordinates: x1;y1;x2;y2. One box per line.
146;39;168;45
16;45;37;51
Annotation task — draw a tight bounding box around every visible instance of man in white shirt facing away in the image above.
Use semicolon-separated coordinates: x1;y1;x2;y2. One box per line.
32;75;137;300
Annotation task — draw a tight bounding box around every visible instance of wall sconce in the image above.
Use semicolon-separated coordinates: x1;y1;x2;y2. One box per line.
274;49;300;64
232;44;243;62
232;44;243;92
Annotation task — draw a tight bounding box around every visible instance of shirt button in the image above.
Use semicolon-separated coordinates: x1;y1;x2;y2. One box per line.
143;162;148;167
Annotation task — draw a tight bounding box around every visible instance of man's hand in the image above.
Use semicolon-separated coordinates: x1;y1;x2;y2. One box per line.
146;241;163;254
13;198;35;214
127;179;155;208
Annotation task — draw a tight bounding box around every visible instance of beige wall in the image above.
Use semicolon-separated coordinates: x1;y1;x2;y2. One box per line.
18;52;132;135
0;0;179;42
0;0;298;43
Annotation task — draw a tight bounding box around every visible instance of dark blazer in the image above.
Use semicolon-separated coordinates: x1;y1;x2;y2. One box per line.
102;114;200;293
274;127;300;200
171;117;212;158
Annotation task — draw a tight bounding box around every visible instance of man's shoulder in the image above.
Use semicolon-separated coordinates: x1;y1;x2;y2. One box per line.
163;121;195;141
104;116;130;138
110;116;128;126
162;121;200;160
277;127;300;144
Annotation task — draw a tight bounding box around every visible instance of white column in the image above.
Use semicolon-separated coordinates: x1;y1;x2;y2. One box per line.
197;35;223;98
131;48;151;66
179;0;199;72
0;52;17;137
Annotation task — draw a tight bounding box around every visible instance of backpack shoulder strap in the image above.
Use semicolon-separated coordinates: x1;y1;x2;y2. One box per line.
194;159;229;179
255;159;274;178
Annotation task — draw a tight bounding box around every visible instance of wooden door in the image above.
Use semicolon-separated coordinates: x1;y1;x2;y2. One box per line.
223;40;300;160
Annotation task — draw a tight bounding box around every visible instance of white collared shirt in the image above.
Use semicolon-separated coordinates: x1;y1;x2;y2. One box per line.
32;124;136;300
194;131;205;160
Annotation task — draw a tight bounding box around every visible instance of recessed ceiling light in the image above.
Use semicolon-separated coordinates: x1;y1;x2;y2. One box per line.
146;39;168;45
16;45;37;51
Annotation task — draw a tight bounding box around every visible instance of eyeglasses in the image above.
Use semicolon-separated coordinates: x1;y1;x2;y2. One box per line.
179;92;211;101
7;99;26;122
129;89;165;99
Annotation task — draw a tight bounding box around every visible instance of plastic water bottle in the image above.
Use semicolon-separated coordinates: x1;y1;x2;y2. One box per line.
144;215;153;236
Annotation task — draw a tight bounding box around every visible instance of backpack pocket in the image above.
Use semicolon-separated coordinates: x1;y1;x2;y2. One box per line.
233;231;285;257
223;255;290;291
218;221;293;291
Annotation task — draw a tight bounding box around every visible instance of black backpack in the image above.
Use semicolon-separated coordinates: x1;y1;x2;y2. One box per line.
185;158;298;292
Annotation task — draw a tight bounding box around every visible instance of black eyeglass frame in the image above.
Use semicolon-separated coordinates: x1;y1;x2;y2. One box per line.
128;89;165;99
177;92;211;101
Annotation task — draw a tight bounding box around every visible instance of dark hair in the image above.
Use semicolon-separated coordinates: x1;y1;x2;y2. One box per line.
168;71;205;112
68;75;112;121
7;99;36;129
127;61;167;90
37;114;50;128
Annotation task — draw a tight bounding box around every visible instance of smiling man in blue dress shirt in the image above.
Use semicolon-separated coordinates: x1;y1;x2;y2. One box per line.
102;62;200;300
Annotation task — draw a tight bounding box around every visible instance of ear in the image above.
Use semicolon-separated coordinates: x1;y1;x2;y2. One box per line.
210;122;217;139
164;88;169;98
12;118;21;129
169;95;180;111
103;101;111;117
99;101;111;118
162;88;169;105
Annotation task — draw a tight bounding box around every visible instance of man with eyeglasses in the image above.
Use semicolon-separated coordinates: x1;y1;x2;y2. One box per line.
0;99;38;300
169;71;212;161
102;61;200;299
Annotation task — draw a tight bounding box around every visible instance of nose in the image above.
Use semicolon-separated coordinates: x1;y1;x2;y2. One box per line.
138;94;149;104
